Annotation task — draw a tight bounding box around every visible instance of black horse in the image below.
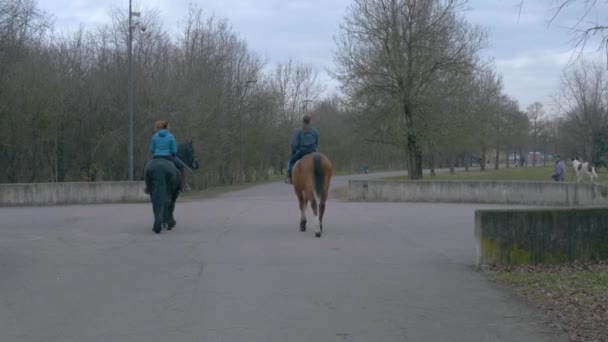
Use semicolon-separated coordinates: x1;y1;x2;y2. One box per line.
144;141;199;234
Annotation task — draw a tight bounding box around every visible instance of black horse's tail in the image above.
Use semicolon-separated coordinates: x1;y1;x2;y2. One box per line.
313;153;324;198
150;170;167;223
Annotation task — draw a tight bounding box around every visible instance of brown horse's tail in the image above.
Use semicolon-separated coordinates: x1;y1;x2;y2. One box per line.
313;153;324;198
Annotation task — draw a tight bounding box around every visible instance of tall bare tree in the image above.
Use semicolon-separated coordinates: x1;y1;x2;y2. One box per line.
554;58;608;161
333;0;486;179
526;102;545;167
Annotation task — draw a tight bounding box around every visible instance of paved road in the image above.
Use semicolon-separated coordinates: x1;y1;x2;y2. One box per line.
0;173;566;342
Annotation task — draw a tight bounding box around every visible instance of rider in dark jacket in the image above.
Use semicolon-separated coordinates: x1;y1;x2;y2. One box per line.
286;115;318;184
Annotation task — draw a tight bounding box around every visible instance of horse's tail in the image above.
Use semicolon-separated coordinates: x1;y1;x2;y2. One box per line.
150;169;167;225
313;153;323;199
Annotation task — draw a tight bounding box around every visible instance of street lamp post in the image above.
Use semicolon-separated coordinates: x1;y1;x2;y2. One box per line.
127;0;146;181
240;80;257;184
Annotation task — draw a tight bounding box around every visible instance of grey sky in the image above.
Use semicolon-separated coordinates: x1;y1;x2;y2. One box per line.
40;0;605;112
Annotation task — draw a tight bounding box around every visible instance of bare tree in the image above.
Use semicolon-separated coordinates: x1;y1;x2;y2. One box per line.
333;0;486;179
526;102;546;167
554;58;608;160
2;0;517;185
519;0;608;63
469;67;503;171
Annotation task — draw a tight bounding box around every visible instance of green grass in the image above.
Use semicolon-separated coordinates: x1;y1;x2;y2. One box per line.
487;263;608;340
385;166;608;186
489;263;608;305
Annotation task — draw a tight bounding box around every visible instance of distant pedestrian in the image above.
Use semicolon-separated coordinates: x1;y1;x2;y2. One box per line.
551;155;566;182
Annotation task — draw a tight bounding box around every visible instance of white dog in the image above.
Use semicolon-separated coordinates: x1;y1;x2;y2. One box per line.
571;157;598;182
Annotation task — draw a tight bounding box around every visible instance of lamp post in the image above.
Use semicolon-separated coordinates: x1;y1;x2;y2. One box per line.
127;0;146;181
240;80;257;184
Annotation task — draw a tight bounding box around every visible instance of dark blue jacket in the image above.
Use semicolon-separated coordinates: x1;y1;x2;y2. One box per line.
291;127;319;155
150;129;177;157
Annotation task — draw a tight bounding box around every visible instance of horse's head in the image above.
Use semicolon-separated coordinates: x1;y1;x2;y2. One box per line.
178;140;200;170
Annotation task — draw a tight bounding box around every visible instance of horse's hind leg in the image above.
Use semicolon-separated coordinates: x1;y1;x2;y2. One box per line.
308;191;322;238
298;191;307;232
167;190;178;230
318;194;327;236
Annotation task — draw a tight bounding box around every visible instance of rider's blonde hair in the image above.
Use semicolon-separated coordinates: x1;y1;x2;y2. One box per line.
154;120;169;131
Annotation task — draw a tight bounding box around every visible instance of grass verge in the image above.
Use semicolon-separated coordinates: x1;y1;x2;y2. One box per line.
385;166;608;186
485;263;608;342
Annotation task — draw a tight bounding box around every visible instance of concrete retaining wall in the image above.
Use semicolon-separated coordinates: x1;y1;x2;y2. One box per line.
475;208;608;265
348;180;608;206
0;181;148;206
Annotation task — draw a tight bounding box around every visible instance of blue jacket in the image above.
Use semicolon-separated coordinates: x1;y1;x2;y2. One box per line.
150;129;177;157
291;127;319;155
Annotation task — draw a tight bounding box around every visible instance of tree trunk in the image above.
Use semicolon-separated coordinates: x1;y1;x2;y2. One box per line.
480;145;487;171
532;136;537;167
519;148;524;167
464;153;469;172
429;150;436;176
404;104;422;180
449;154;455;174
543;137;547;167
494;146;500;170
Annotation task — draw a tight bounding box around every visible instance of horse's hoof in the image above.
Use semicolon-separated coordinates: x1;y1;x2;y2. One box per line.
167;219;176;230
299;220;307;232
153;224;162;234
315;232;322;238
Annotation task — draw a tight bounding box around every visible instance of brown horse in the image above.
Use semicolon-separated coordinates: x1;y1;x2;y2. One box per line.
292;152;332;237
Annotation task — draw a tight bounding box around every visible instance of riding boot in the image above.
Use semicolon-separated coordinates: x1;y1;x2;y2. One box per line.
180;171;190;192
285;169;292;184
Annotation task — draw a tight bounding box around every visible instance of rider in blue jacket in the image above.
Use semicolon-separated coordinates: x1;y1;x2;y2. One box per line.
146;120;188;192
286;115;318;184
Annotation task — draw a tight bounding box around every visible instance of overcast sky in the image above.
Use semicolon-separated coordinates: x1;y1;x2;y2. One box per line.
39;0;606;112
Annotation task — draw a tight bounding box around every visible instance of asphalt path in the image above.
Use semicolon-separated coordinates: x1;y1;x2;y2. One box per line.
0;171;566;342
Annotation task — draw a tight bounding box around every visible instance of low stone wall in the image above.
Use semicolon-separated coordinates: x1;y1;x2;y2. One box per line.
348;180;608;206
475;208;608;265
0;181;148;206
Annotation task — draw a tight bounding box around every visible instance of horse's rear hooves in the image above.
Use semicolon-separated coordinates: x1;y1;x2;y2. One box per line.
153;225;162;234
300;220;307;232
167;219;176;230
315;232;322;238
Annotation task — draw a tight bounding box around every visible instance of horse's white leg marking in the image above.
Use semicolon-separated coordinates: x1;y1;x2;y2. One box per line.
314;192;321;234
